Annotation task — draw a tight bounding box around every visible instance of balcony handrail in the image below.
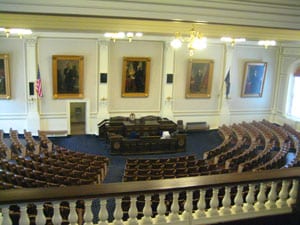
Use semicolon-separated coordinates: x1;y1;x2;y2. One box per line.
1;167;299;205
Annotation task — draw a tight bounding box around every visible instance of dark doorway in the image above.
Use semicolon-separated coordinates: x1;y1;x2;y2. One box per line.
70;102;86;135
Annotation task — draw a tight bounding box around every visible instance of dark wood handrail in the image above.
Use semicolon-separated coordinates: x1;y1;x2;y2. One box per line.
1;167;300;205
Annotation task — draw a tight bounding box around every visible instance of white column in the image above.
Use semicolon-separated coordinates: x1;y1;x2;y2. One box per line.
25;38;40;135
160;42;175;120
97;40;110;129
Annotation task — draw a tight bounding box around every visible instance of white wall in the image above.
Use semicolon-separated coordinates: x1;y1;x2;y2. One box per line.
0;38;28;132
1;34;298;134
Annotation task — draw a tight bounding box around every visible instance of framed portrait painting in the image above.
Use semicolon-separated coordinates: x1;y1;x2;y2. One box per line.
122;57;151;97
186;59;214;98
241;62;267;97
0;54;11;99
52;55;84;99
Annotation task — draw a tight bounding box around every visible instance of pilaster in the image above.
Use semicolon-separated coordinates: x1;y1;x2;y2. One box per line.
25;37;40;135
161;42;174;120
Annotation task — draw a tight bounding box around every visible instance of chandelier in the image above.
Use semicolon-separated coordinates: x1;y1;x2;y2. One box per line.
170;28;207;56
0;28;32;38
104;32;143;42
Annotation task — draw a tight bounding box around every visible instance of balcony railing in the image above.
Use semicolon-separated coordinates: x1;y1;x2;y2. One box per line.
0;167;299;225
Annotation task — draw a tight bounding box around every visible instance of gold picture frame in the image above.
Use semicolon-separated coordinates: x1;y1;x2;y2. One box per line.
0;54;11;99
186;59;214;98
241;61;267;97
52;55;84;99
122;57;151;97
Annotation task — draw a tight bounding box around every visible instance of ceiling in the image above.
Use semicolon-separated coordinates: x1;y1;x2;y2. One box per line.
0;0;300;43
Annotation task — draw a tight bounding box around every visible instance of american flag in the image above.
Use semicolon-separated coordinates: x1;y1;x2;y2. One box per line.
36;66;43;97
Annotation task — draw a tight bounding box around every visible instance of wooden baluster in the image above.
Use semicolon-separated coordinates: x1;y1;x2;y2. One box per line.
276;180;289;208
182;190;193;220
68;200;78;225
207;188;219;217
127;196;138;225
287;179;299;207
155;193;167;223
243;183;255;212
52;201;62;225
83;199;93;225
254;182;267;211
141;194;153;225
232;185;244;214
19;203;30;225
195;189;206;218
220;186;232;215
168;192;180;222
1;205;12;225
98;199;109;225
113;197;124;225
265;182;278;209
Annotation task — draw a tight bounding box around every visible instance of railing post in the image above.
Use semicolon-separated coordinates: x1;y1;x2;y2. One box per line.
83;199;94;225
182;190;193;220
127;195;138;225
254;183;267;211
194;189;206;218
52;201;62;225
276;180;289;208
19;203;30;225
287;179;299;207
265;181;278;209
98;199;109;225
168;192;180;222
207;188;219;217
68;200;78;225
154;193;167;223
141;194;153;225
1;205;12;225
220;186;232;215
232;185;244;214
243;183;255;212
113;197;124;225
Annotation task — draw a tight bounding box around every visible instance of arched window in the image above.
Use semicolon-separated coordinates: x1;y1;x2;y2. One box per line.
287;66;300;120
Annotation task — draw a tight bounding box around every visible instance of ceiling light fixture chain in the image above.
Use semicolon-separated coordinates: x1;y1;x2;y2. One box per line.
170;27;207;56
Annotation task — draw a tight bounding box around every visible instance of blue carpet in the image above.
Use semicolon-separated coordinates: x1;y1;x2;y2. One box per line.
49;130;222;183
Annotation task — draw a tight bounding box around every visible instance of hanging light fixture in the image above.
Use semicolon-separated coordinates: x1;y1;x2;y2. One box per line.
220;37;246;46
170;27;207;56
0;27;32;38
258;40;276;48
104;32;143;42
